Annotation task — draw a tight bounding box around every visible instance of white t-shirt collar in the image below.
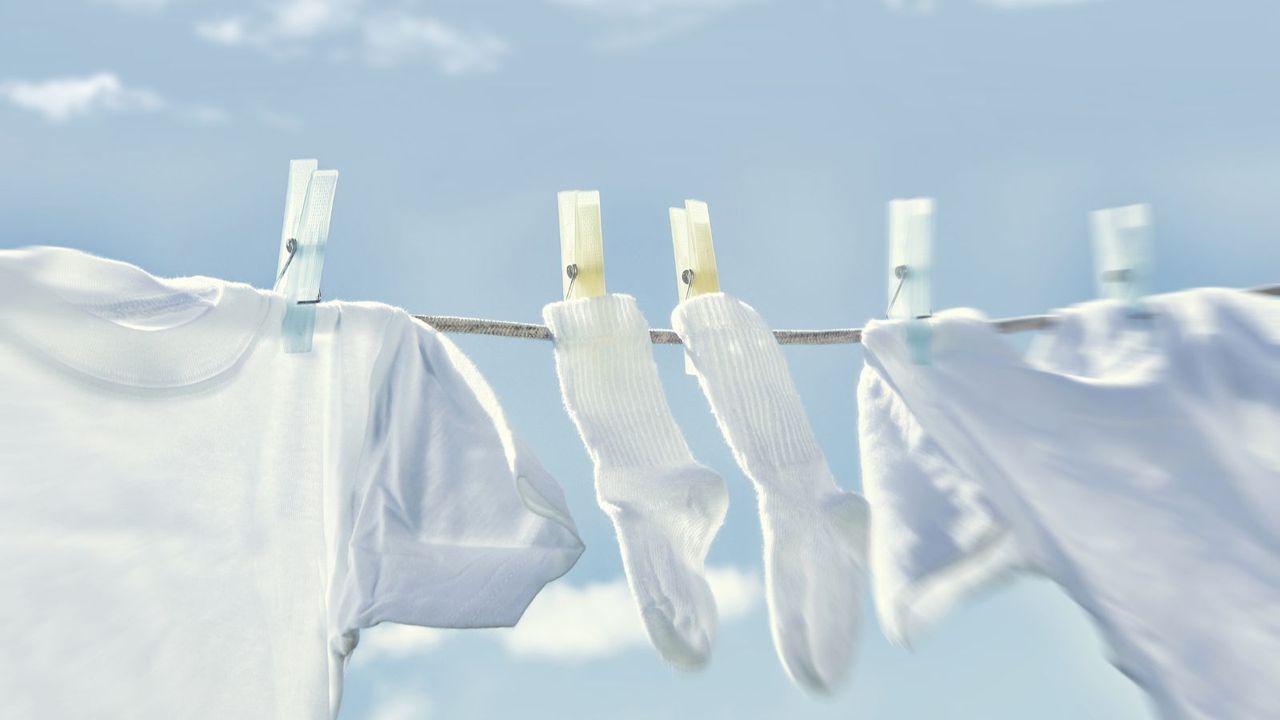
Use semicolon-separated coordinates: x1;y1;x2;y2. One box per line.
0;246;272;388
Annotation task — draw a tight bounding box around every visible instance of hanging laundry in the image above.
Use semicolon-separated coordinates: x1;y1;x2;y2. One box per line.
544;294;728;669
858;288;1280;720
673;292;870;694
0;247;584;720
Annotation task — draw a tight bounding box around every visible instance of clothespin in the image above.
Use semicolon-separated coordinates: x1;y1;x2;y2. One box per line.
670;199;721;373
1090;204;1153;317
558;190;606;300
274;159;338;353
887;198;934;365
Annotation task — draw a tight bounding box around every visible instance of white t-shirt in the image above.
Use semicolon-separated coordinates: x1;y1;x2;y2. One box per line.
858;288;1280;720
0;247;584;720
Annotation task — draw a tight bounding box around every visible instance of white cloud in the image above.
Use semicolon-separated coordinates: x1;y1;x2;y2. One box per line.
197;0;363;45
501;565;762;661
500;575;648;660
271;0;362;40
0;72;163;123
368;688;433;720
355;623;451;664
706;564;762;619
194;0;506;73
363;12;508;74
195;17;252;46
0;72;230;126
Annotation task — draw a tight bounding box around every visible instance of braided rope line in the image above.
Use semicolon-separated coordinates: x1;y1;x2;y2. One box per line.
413;284;1280;345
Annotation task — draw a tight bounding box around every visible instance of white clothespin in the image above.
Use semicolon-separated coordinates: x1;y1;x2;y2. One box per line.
1090;204;1153;316
670;199;721;373
274;159;338;353
558;190;606;300
887;197;934;365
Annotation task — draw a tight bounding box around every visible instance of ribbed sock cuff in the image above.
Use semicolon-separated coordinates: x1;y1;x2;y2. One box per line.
544;294;694;469
544;293;651;345
673;293;832;487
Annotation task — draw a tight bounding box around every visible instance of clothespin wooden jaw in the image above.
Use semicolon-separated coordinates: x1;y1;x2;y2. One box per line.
558;190;606;300
670;199;722;373
1090;204;1152;315
887;197;934;365
274;159;338;354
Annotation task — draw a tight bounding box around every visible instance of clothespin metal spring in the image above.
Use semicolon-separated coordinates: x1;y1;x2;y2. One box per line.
274;237;323;304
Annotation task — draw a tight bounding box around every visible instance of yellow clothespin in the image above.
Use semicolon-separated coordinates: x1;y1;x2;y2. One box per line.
558;190;606;300
670;199;721;373
670;199;720;302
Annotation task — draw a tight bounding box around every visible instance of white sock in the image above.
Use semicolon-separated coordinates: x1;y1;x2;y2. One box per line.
544;294;729;670
673;293;869;694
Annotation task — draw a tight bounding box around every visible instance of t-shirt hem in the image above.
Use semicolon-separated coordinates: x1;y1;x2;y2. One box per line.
350;539;585;631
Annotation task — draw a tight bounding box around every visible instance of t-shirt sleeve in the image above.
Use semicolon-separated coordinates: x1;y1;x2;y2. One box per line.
334;313;583;637
857;361;1022;647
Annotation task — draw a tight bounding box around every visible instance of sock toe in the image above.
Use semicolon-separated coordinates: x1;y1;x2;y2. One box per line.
640;604;713;670
764;491;869;694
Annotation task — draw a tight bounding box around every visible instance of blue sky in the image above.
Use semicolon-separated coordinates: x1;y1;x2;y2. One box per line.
4;0;1278;717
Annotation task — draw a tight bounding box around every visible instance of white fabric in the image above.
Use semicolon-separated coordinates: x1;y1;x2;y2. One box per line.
673;292;869;694
859;288;1280;720
0;246;583;720
544;294;728;669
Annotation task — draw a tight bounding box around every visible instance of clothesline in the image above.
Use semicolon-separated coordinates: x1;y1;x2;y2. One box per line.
412;283;1280;345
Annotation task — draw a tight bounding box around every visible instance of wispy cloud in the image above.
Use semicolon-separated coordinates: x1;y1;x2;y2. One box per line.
195;0;507;74
194;17;253;46
269;0;362;39
363;12;508;73
192;0;359;49
705;564;761;619
353;566;763;665
502;565;762;661
367;687;433;720
194;0;362;45
499;575;654;660
0;72;163;123
0;72;228;125
356;624;450;664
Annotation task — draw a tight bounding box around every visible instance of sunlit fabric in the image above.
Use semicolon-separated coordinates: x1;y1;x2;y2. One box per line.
860;289;1280;720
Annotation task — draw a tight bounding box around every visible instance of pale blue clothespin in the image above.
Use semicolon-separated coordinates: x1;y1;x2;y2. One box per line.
887;198;934;365
273;159;338;353
1090;204;1152;318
